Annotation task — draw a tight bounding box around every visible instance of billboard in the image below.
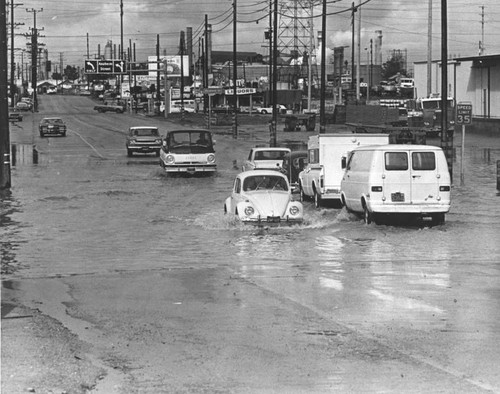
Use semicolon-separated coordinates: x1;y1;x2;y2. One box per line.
148;55;189;78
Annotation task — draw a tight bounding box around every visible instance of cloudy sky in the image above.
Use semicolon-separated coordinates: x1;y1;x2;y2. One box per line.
11;0;500;72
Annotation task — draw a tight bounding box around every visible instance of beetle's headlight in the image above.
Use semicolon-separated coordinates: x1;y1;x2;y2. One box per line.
244;206;254;216
207;154;215;163
165;155;175;164
289;206;300;216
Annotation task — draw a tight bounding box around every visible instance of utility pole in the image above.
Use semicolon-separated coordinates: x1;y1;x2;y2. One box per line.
319;0;326;134
180;30;185;121
441;0;452;181
232;0;238;139
10;0;24;108
356;1;361;102
26;7;42;112
1;0;11;189
350;2;356;92
427;0;432;96
270;0;278;147
156;34;160;113
479;5;485;55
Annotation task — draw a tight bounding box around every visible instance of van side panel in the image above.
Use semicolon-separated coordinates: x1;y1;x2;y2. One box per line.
342;150;374;212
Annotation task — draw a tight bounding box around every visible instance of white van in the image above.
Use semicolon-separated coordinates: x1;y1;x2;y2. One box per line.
298;134;390;207
340;144;451;224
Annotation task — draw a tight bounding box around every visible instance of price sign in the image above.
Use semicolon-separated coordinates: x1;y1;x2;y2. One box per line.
456;103;472;125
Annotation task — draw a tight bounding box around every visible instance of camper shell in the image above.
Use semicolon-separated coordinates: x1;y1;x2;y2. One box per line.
340;144;451;224
298;133;390;207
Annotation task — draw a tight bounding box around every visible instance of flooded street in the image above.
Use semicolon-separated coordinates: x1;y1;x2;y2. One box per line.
2;95;500;393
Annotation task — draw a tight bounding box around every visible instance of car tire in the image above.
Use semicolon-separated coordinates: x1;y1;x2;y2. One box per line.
363;205;372;224
299;184;307;202
261;110;268;114
314;190;322;208
431;213;445;226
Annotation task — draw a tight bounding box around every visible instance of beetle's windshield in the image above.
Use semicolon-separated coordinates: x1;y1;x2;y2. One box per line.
243;175;288;192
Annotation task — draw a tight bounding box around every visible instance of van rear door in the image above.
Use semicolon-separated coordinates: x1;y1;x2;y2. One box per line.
382;151;412;205
409;150;440;205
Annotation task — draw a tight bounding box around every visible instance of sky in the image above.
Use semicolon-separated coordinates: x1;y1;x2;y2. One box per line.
10;0;500;73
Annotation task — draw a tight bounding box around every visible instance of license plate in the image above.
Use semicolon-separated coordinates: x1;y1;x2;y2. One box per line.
391;192;405;202
267;216;281;223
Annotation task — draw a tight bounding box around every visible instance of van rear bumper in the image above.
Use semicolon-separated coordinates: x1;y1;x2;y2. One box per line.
369;203;451;214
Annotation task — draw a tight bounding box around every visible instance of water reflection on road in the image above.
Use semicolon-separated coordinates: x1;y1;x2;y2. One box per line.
3;128;500;391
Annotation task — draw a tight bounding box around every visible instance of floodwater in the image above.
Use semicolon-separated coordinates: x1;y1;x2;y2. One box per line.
2;98;500;392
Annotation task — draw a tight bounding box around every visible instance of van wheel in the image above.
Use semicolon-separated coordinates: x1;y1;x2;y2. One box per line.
431;213;445;225
314;191;322;208
363;205;372;224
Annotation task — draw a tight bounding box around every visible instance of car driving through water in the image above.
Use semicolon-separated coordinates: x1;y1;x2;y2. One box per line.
159;129;216;175
224;170;303;226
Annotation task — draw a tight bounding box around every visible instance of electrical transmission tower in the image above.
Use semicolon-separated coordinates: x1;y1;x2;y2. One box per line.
277;0;318;89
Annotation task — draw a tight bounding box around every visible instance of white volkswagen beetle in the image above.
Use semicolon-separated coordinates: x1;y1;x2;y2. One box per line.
224;170;303;226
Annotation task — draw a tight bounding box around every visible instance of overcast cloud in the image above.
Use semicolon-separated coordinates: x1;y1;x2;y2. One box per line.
12;0;500;72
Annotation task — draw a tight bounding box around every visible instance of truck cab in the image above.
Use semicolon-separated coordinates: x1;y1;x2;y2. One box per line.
408;96;455;137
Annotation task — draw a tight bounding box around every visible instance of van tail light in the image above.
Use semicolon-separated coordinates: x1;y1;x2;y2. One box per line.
320;175;324;188
439;186;451;192
371;186;383;192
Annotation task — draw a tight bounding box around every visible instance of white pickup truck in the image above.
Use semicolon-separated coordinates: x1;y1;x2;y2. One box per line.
298;134;389;207
242;147;291;172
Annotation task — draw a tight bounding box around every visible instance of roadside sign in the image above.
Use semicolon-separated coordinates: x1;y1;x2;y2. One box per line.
456;103;472;125
84;60;127;74
84;60;98;73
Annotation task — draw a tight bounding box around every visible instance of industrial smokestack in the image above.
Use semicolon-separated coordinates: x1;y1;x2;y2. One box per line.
375;30;383;65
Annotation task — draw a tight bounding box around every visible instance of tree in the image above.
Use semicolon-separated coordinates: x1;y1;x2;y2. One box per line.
63;65;79;81
381;51;407;80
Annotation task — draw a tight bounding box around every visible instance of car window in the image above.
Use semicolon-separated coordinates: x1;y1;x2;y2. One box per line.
234;178;241;194
385;152;408;171
134;129;158;136
412;152;435;171
243;175;288;191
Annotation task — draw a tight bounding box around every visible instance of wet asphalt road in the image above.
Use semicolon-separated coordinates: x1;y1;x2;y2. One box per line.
2;94;500;393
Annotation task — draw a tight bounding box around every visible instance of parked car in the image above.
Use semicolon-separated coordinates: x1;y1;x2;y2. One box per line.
170;104;195;113
15;101;31;111
255;104;287;114
46;87;57;94
340;144;451;225
39;117;67;137
224;170;303;226
126;126;162;157
242;147;291;172
8;112;23;122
